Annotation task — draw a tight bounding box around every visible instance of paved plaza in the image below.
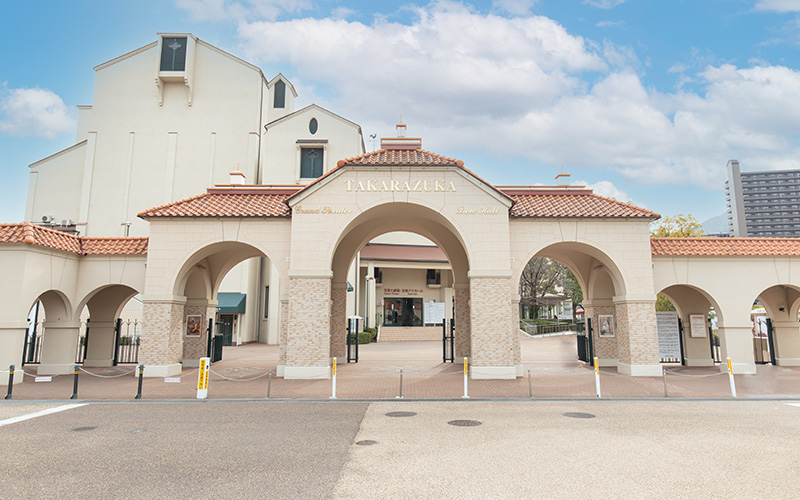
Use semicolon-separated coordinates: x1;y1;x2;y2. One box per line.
2;400;800;499
3;335;799;401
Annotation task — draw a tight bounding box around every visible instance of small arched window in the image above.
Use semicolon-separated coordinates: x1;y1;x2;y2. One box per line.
274;80;286;108
309;118;318;135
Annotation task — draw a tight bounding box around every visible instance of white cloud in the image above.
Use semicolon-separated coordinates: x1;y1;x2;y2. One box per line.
583;0;626;9
0;87;75;138
228;2;800;188
754;0;800;13
492;0;537;15
331;6;355;20
596;20;625;28
176;0;311;21
575;180;642;206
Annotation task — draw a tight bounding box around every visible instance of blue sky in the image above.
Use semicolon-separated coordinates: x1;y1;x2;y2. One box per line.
1;0;799;228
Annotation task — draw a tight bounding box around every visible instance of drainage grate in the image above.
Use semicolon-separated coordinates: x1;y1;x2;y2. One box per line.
385;411;417;418
562;412;595;419
72;426;97;432
356;440;378;446
447;419;482;427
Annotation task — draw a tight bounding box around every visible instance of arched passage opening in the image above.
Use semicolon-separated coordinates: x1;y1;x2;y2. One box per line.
329;202;471;367
516;242;627;369
751;285;800;366
141;240;285;376
22;290;76;375
657;285;722;367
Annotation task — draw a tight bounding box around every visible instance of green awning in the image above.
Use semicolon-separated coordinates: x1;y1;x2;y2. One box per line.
216;293;246;314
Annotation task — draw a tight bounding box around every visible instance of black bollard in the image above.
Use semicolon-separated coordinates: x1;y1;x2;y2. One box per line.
135;364;144;399
4;365;14;400
70;365;79;400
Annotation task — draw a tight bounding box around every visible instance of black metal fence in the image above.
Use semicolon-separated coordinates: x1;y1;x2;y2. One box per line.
22;319;139;366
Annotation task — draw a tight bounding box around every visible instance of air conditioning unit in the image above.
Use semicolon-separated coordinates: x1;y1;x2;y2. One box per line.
41;215;53;223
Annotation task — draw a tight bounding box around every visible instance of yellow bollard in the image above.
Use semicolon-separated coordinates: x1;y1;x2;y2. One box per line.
462;358;469;399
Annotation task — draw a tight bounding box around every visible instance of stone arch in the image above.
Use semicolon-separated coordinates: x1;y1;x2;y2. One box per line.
73;284;141;367
753;284;800;366
328;202;472;362
513;241;628;299
657;284;721;367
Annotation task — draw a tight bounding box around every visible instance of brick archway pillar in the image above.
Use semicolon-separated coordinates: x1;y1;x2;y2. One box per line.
284;273;332;379
469;273;516;379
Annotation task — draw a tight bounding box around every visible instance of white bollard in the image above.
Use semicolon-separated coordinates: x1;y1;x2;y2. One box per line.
197;357;210;400
462;358;470;399
594;357;601;398
330;357;337;399
727;357;737;398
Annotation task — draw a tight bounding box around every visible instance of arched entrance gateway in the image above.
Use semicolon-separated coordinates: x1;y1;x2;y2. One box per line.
5;131;800;385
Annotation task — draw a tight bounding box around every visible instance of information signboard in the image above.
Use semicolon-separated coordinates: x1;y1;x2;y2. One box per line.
656;311;681;360
690;314;707;338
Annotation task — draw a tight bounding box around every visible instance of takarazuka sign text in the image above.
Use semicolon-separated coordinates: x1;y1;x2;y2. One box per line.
345;179;457;193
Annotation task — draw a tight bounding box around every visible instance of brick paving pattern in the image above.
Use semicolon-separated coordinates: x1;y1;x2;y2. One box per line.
4;334;799;401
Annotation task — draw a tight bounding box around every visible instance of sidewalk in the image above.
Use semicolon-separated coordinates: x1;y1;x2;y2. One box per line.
3;335;799;401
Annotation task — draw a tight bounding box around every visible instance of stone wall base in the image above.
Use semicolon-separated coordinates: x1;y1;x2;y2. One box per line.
685;358;715;367
722;361;756;375
143;363;182;378
776;357;800;366
471;365;516;379
617;363;662;377
37;363;74;376
284;366;330;379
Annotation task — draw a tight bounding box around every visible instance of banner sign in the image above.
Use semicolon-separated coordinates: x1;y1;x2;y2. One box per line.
197;357;210;399
656;311;681;360
689;314;707;338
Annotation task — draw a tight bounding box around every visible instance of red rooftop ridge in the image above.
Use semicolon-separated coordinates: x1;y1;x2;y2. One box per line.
0;223;148;255
651;237;800;256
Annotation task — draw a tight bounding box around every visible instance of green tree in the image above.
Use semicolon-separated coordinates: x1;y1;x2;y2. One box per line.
650;214;704;237
519;257;581;319
655;293;676;312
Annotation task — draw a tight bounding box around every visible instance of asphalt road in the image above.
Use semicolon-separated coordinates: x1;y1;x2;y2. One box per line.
2;400;800;499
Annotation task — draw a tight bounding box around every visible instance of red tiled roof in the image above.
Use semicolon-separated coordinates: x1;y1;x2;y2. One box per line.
651;237;800;256
0;223;147;255
508;192;658;218
360;244;448;263
138;188;296;218
338;148;463;167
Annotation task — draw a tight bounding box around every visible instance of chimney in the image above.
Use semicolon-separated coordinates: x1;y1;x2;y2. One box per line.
381;122;421;150
229;169;246;185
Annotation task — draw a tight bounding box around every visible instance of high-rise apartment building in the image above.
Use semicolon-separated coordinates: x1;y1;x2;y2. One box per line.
725;160;800;237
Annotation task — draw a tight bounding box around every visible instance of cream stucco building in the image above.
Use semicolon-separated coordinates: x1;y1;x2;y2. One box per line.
2;34;800;385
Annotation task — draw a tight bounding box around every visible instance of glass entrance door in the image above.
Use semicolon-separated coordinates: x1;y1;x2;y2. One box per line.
384;298;423;326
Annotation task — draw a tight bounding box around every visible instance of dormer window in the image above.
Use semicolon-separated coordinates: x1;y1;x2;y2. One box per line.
300;148;323;178
274;80;286;108
160;37;187;71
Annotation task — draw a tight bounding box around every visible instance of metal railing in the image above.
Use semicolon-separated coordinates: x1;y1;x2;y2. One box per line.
520;321;581;336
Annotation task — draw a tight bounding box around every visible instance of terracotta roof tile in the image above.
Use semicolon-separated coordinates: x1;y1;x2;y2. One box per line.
508;192;658;218
651;237;800;256
138;190;293;218
0;223;147;255
338;149;463;167
360;244;448;263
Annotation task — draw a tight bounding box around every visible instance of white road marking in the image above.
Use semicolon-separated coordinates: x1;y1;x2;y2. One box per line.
0;404;87;428
784;403;800;408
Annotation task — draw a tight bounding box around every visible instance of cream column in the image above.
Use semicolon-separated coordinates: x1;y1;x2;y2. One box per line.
366;262;376;329
83;320;117;367
0;322;28;385
718;323;757;374
682;313;716;367
37;321;81;375
284;273;332;379
773;320;800;366
140;298;186;377
469;274;515;379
